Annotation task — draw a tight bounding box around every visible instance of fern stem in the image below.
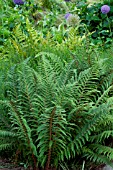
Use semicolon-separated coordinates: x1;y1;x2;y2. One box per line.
45;107;56;170
14;149;21;164
32;154;38;170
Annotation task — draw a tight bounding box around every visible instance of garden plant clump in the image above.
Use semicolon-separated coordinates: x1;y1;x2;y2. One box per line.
1;0;113;170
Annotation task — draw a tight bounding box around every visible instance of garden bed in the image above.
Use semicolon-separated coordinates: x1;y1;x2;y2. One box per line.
0;158;25;170
0;157;107;170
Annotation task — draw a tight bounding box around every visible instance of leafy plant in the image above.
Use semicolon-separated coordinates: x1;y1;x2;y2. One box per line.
75;1;113;47
1;52;113;169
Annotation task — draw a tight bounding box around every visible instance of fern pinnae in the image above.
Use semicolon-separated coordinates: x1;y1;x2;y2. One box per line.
64;103;111;158
0;143;14;151
95;85;113;106
89;144;113;159
26;18;39;47
0;130;17;137
59;59;76;86
35;51;64;76
11;103;38;167
90;130;113;143
83;147;113;166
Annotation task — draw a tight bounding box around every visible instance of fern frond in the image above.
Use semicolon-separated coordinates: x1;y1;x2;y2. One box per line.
89;144;113;160
11;24;28;58
1;54;113;168
0;130;17;137
37;106;68;168
96;85;113;106
90;130;113;143
64;102;112;159
83;146;113;166
0;143;14;151
26;18;39;47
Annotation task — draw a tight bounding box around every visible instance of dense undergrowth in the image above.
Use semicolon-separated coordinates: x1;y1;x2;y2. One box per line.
1;0;113;170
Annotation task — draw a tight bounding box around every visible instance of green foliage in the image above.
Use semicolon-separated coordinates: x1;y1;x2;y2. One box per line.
0;20;73;65
76;1;113;47
1;53;113;169
1;0;113;169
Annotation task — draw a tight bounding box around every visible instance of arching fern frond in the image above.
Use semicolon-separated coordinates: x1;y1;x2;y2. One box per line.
1;55;113;169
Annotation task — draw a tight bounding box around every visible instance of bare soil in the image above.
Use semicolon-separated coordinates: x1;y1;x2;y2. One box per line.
0;158;25;170
0;157;107;170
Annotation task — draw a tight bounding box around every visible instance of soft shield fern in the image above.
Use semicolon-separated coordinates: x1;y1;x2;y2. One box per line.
1;54;113;169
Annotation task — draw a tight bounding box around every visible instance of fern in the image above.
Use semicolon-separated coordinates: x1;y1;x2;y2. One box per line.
82;146;113;166
1;54;113;169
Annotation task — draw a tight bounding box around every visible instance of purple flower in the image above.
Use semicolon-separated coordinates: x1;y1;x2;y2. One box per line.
101;5;110;14
64;13;72;19
13;0;24;5
64;0;71;2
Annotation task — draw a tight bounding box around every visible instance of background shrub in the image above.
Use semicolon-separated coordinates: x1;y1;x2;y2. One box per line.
76;0;113;47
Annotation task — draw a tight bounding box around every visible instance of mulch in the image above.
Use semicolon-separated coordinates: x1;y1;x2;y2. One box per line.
0;157;106;170
0;158;25;170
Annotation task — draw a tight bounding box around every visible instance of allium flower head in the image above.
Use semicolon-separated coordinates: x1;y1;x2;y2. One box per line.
101;5;110;14
13;0;24;5
64;13;72;19
66;14;80;26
